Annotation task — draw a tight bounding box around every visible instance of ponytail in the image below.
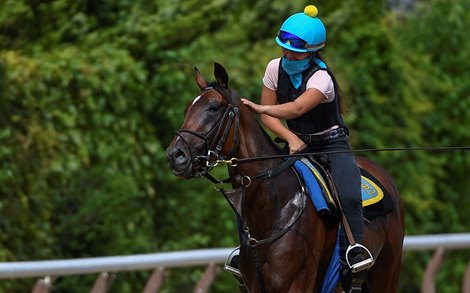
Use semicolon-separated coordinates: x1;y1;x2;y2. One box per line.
315;53;346;114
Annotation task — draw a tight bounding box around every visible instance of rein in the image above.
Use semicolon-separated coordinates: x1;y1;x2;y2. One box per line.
217;146;470;167
203;146;470;187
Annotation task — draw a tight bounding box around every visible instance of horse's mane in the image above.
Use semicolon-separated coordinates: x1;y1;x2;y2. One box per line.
208;81;282;154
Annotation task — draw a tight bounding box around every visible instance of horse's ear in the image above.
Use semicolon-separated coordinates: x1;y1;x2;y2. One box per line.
214;62;229;88
194;67;208;91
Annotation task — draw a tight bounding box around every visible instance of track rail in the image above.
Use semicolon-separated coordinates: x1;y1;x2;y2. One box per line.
1;233;470;279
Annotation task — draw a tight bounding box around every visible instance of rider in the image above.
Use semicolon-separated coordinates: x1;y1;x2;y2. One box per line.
240;4;373;281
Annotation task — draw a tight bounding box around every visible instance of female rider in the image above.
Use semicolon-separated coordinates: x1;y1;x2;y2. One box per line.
241;5;373;278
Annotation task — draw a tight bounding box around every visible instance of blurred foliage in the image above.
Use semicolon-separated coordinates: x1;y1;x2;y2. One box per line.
0;0;468;292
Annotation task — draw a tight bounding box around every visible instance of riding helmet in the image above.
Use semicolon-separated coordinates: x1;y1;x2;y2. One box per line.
275;5;326;53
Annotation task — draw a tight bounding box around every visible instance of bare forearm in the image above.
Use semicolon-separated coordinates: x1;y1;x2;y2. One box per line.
261;115;297;141
242;88;325;120
259;102;304;120
261;114;306;153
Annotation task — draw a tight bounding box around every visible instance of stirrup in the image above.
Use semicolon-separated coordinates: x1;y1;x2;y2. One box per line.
224;247;242;277
348;286;363;293
346;244;374;273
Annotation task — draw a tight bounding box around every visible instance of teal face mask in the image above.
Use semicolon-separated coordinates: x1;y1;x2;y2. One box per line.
281;57;311;89
281;56;327;89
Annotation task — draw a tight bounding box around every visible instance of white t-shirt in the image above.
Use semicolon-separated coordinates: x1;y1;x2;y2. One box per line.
262;58;335;103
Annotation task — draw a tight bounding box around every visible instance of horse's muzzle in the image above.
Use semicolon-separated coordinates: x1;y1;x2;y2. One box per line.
166;144;193;178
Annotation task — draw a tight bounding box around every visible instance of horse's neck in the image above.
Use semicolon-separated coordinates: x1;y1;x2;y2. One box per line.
231;113;299;221
234;112;282;176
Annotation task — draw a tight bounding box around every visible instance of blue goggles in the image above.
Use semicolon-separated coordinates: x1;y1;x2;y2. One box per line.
277;31;308;50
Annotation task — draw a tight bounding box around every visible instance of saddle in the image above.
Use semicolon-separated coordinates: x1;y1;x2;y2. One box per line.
293;156;395;220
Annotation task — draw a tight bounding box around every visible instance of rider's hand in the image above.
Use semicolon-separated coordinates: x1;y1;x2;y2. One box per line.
288;137;306;154
241;98;265;114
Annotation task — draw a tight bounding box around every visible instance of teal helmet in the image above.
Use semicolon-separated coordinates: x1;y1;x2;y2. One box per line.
275;5;326;53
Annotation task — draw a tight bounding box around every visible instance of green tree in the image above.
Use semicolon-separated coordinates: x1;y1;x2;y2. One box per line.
393;1;470;291
0;0;469;292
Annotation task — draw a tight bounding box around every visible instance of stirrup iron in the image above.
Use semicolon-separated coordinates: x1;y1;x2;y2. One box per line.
348;286;363;293
224;247;242;277
346;243;374;273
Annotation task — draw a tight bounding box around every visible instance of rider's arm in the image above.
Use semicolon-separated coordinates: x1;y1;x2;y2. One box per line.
257;85;306;153
254;86;325;120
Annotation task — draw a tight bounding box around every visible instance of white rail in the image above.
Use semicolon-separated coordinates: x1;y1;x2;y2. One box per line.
403;233;470;251
1;233;470;279
0;248;233;279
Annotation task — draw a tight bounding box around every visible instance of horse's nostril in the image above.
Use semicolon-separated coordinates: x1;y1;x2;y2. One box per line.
169;147;188;166
175;149;186;163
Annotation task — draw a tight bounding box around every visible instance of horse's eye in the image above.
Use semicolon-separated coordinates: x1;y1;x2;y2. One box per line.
208;104;221;112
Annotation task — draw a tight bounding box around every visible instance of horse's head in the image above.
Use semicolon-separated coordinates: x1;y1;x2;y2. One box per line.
166;63;240;178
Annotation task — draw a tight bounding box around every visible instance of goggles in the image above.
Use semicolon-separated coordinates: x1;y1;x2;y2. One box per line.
277;31;308;50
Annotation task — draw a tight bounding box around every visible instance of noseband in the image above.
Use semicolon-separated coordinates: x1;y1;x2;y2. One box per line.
175;86;240;177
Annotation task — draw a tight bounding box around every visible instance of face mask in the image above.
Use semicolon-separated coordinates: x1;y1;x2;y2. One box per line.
281;57;328;89
281;57;311;89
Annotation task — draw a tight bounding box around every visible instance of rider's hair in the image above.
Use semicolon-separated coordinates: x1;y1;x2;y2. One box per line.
315;52;345;114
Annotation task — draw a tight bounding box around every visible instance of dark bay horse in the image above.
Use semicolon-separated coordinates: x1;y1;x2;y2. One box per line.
166;63;404;292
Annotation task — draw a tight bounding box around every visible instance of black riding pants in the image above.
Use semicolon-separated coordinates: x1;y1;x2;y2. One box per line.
306;136;363;257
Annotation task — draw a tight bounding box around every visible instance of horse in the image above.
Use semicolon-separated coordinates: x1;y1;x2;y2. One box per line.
166;62;404;292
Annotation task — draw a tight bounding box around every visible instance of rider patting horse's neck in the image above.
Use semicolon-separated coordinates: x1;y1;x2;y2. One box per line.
166;63;404;292
168;63;336;291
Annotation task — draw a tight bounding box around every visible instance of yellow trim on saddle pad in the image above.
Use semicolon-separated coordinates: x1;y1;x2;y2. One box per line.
300;158;335;205
361;176;384;206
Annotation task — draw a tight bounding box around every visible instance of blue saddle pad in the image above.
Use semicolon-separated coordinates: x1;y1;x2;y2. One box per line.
293;160;331;214
293;158;384;213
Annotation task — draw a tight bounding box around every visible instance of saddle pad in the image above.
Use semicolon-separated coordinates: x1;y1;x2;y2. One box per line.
293;160;331;215
296;158;384;208
360;168;395;220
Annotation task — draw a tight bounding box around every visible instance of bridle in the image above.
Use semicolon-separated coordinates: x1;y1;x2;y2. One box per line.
174;86;240;177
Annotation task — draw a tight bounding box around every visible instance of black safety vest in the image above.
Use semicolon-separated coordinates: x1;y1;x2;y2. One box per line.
277;60;346;134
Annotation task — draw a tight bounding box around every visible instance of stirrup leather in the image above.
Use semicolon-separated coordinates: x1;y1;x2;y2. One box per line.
346;244;375;273
224;247;242;277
